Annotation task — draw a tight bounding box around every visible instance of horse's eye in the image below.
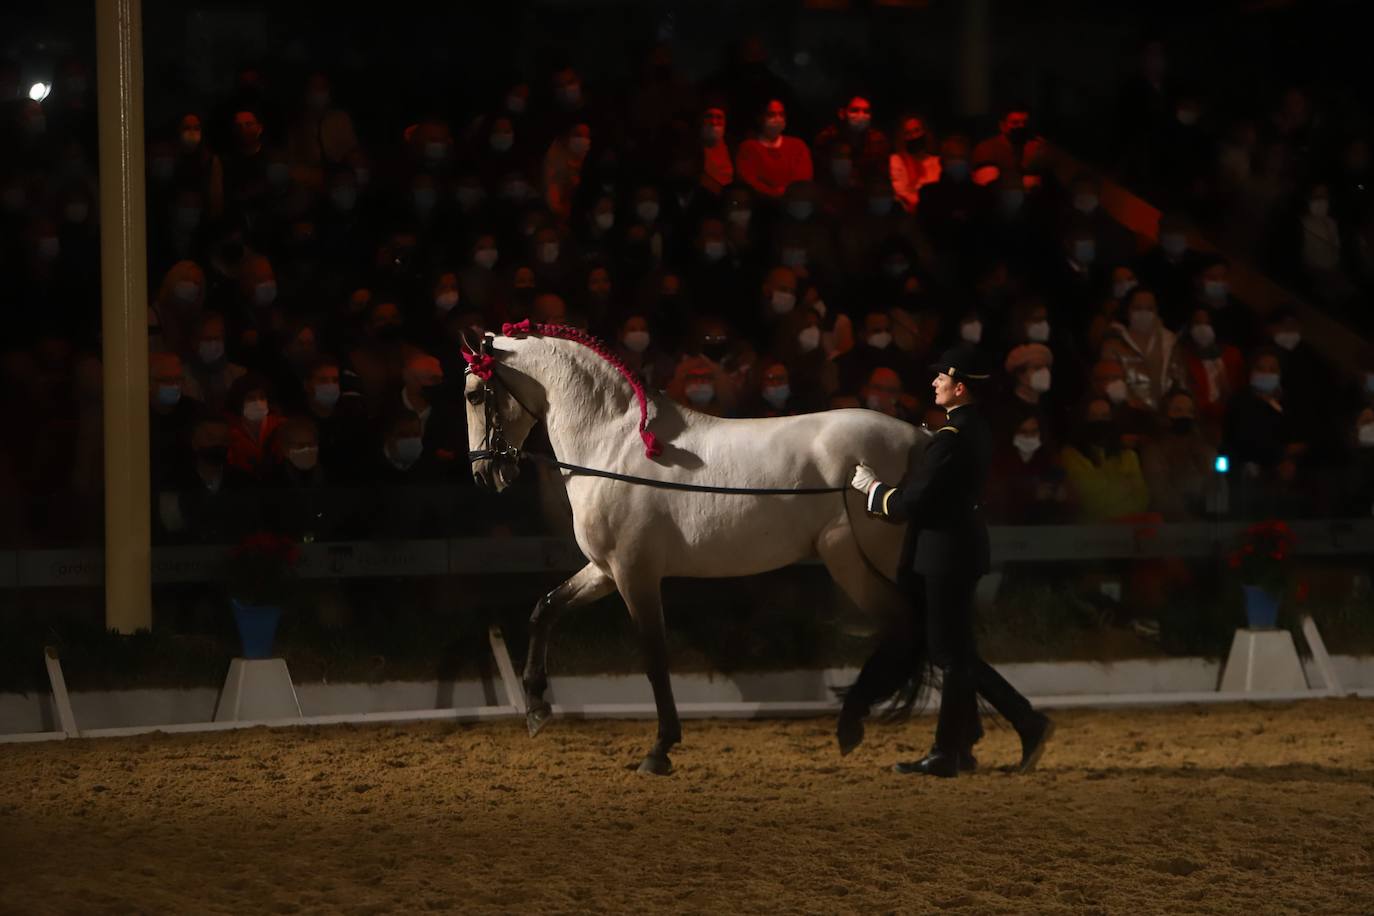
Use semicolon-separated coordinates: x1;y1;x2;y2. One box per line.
466;388;485;405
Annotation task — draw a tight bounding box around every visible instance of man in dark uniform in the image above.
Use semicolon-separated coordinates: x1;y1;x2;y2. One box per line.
851;344;1054;777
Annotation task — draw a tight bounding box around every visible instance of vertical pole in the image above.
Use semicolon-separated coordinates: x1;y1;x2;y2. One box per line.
958;0;991;120
96;0;151;633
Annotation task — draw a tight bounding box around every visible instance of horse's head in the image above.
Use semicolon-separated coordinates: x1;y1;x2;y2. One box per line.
462;335;538;493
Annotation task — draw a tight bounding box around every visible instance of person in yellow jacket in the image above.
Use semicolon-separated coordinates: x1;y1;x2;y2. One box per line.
1060;396;1150;522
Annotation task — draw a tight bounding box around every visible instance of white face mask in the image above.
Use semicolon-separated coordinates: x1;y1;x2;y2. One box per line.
174;280;200;304
1026;320;1051;343
763;385;790;408
1129;309;1156;334
539;242;560;264
1308;198;1329;218
1190;324;1216;348
865;393;890;412
1105;379;1128;404
685;383;714;406
1013;434;1042;458
960;320;983;344
1161;233;1188;258
781;248;807;268
1113;278;1137;300
567;136;591;158
761;118;784;140
474;248;499;269
703;240;726;261
702;124;724;144
1273;331;1301;351
1359;423;1374;447
847;115;871;132
636;201;660;222
506;94;526;114
198;340;224;364
1073;239;1096;264
1028;367;1052;393
797;326;821;352
727;209;751;226
1251;371;1280;394
623;330;650;353
770;290;796;314
594;211;614;231
867;332;892;350
242;399;269;423
1074;193;1099;214
287;445;319;471
435;290;459;312
490;133;514;152
1204;279;1228;302
424;141;447;162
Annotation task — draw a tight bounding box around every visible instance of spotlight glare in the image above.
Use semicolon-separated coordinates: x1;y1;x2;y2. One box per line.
29;82;50;102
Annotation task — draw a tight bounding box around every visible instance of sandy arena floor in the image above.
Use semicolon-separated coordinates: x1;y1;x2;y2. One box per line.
1;699;1372;915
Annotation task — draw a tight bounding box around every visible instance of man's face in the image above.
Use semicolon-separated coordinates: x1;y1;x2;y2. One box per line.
281;424;318;453
866;370;902;413
864;313;890;338
1002;111;1030;136
234;111;262;148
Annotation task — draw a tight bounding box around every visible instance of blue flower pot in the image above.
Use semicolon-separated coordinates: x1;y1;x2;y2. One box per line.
231;599;282;659
1242;585;1280;630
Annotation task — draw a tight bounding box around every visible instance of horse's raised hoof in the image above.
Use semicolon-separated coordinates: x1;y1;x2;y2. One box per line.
636;752;673;776
525;702;552;738
836;715;865;757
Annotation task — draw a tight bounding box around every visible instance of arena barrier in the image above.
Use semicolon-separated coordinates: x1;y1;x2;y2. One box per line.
2;519;1372;589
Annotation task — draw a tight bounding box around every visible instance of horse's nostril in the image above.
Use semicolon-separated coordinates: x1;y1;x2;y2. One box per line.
474;471;488;488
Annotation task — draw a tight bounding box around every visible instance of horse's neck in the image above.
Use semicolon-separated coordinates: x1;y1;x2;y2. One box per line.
512;338;635;466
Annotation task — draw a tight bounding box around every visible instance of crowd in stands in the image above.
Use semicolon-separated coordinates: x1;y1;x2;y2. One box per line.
2;35;1374;550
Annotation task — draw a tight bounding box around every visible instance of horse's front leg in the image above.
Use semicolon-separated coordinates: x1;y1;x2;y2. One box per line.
619;573;680;775
523;563;616;737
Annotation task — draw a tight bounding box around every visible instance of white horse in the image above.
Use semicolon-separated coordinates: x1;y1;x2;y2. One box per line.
463;321;929;774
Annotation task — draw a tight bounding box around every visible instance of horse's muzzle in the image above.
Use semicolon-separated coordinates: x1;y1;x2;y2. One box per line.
471;456;519;493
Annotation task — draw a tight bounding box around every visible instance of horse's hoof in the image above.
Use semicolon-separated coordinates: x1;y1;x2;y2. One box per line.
526;703;552;738
836;716;865;757
636;753;673;776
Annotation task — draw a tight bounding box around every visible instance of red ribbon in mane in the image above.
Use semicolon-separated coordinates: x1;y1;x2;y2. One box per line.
461;348;495;380
499;319;663;459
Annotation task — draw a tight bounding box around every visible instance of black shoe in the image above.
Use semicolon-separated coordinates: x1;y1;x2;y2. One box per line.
959;750;978;773
1016;713;1055;773
893;749;959;778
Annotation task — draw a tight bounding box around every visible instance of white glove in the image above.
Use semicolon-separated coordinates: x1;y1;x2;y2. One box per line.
850;463;880;495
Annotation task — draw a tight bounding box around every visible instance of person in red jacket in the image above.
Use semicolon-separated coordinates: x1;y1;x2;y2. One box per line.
735;99;813;200
1178;306;1245;442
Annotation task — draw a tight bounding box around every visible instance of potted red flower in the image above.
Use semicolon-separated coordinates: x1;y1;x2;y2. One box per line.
1226;519;1295;629
224;531;303;658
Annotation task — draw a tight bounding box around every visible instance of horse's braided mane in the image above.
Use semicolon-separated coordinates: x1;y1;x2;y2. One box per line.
496;318;663;460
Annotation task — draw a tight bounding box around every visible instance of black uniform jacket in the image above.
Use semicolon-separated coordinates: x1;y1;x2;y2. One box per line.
866;402;992;578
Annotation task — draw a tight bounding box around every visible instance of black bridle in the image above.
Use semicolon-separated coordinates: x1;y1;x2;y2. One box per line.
465;361;534;466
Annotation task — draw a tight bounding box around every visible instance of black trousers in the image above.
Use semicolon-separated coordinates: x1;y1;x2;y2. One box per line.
925;572;1035;752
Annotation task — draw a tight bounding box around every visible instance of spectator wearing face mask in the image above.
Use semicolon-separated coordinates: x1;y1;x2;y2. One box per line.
996;343;1058;441
918;135;994;273
1088;356;1155;450
149;352;204;489
1341;405;1374;517
162;112;223;217
459;233;509;321
1140;391;1219;521
285;72;358;182
1223;348;1312;518
359;412;451;537
149;260;207;357
1105;287;1184;411
181;312;246;412
743;359;800;418
774;306;837;412
837;309;909;395
858;366;917;424
264;415;354;542
987;412;1069;524
974;103;1045;186
668;354;736;417
225;373;282;479
575;194;620;265
613;314;674;391
1190;255;1256;349
1178;308;1244;441
400;352;464;475
154;414;260;545
1287;181;1354;305
1135;212;1198;319
735;99;813;201
300;356;368;483
1058;173;1134;267
694;103;735;197
1266;307;1339;459
889;114;941;213
230;254;282;371
813;94;889;185
221;108;272;227
529;226;573;297
1061;397;1149;523
1084;266;1139;353
543;122;592;221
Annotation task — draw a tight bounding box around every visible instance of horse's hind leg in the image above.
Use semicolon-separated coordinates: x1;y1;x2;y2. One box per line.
618;572;680;776
815;520;914;755
523;562;616;737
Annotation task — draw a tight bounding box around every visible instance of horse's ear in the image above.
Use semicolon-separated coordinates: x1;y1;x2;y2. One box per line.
457;329;475;355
